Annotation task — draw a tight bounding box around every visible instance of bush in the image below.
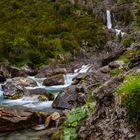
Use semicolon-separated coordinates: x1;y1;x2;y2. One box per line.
117;74;140;128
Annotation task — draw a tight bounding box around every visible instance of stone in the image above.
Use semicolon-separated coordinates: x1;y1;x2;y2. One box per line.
99;66;110;73
2;77;37;99
52;85;77;109
36;65;67;78
109;60;125;69
3;86;24;99
52;85;87;109
0;106;38;131
43;74;64;86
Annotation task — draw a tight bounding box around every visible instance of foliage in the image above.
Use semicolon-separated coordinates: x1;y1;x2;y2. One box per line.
122;38;134;48
117;74;140;127
62;102;96;140
0;0;107;66
110;68;120;76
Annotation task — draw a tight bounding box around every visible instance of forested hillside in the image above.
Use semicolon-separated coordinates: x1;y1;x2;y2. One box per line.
0;0;107;66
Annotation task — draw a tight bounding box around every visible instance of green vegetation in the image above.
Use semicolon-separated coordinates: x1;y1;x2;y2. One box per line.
122;37;134;48
110;68;120;76
134;134;140;140
0;0;107;66
117;74;140;128
62;102;96;140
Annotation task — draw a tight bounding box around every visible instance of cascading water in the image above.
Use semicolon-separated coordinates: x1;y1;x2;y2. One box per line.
106;10;112;29
0;65;92;110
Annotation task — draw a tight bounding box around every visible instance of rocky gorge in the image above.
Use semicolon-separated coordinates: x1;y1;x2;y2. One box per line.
0;0;140;140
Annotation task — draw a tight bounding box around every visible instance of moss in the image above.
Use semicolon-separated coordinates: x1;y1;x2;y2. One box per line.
118;50;137;63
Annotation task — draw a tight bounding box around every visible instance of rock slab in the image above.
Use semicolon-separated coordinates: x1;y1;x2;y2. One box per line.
0;106;38;131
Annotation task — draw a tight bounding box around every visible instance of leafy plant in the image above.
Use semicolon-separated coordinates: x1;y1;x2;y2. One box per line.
62;102;96;140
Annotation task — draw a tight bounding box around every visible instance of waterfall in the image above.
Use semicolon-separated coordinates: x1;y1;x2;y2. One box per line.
106;10;125;37
106;10;112;29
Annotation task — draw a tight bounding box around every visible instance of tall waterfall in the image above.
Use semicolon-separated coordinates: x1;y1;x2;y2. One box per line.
106;10;125;37
106;10;112;29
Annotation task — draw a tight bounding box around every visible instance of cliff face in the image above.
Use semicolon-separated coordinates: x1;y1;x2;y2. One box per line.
69;0;135;31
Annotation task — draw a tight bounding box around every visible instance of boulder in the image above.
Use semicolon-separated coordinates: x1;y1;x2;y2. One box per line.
3;86;24;99
25;88;54;101
43;74;64;86
0;106;38;131
109;60;125;69
52;85;87;109
36;65;67;78
2;77;37;99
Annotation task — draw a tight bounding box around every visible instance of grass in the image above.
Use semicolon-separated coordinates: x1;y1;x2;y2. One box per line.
117;74;140;127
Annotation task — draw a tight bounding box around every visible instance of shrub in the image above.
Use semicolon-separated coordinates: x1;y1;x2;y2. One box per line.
117;74;140;128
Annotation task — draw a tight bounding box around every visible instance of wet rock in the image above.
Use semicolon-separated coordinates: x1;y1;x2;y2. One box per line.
43;74;64;86
38;95;48;101
0;106;38;131
25;88;55;101
3;86;24;99
2;77;37;99
52;85;87;109
25;88;47;96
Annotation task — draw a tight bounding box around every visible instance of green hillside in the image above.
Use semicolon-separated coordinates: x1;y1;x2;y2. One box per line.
0;0;107;66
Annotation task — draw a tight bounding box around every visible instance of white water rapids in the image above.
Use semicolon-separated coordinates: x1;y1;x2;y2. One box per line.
0;65;91;110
